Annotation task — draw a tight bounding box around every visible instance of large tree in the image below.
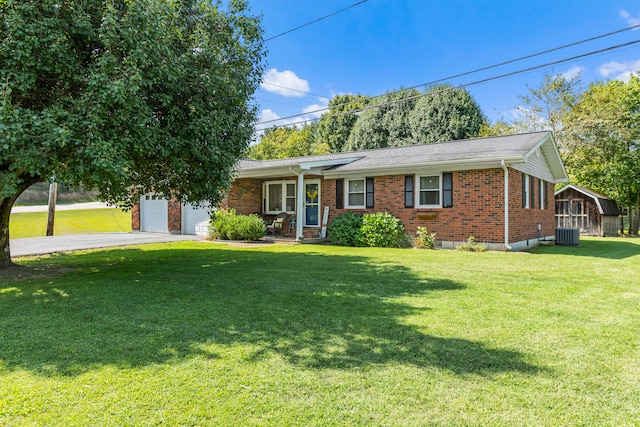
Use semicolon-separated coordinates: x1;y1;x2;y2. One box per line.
564;76;640;234
408;84;485;143
316;94;369;152
344;89;420;151
0;0;265;267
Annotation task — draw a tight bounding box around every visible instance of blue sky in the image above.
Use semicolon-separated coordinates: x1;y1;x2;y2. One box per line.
252;0;640;133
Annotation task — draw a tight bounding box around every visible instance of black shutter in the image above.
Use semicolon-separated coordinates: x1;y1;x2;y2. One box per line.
366;177;374;209
544;181;548;210
336;179;344;209
405;175;414;208
530;177;536;209
443;172;453;208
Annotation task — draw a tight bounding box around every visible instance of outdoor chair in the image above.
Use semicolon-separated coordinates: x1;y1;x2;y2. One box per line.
266;212;288;236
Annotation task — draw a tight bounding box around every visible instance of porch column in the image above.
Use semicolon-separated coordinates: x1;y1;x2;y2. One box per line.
296;171;305;241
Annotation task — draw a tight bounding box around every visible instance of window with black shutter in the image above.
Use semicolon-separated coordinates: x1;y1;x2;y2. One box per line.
405;175;414;208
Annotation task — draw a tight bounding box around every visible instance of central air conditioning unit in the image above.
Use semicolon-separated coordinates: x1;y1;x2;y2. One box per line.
556;228;580;246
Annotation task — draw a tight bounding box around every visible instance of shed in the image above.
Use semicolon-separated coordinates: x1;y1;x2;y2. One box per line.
554;185;621;236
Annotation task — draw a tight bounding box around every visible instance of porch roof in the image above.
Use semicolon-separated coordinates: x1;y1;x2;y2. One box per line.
235;131;569;182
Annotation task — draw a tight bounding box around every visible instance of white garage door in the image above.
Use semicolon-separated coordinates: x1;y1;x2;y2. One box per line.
140;195;168;233
182;202;212;236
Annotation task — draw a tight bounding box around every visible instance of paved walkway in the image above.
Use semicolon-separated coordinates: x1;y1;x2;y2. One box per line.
11;233;203;258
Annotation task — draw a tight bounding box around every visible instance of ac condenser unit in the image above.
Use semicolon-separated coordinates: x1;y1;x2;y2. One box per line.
555;228;580;246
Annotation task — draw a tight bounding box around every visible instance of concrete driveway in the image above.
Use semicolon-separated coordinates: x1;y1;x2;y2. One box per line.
11;233;203;258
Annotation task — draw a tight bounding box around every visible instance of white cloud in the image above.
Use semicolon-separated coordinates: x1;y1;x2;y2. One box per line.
261;69;310;97
598;59;640;81
561;66;585;80
302;97;330;119
620;9;640;28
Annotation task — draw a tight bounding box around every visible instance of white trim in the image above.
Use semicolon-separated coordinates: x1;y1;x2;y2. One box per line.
416;173;442;208
345;178;366;209
263;180;296;214
539;179;545;210
523;174;531;209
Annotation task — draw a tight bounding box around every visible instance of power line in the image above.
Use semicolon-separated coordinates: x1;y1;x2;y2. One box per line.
255;38;640;131
258;23;640;122
264;0;369;42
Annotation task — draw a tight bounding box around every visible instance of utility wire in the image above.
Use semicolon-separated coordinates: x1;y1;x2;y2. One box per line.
264;0;369;42
256;38;640;131
259;23;640;117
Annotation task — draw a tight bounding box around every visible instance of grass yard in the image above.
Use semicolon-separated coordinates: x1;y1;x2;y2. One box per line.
1;238;639;426
10;208;131;239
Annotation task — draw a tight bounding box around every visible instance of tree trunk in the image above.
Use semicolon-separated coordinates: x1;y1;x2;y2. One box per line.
0;177;40;269
0;196;16;269
632;195;640;235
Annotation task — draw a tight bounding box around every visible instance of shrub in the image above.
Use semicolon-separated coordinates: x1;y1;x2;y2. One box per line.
456;235;488;252
327;211;363;246
415;226;437;249
359;212;408;248
210;209;266;241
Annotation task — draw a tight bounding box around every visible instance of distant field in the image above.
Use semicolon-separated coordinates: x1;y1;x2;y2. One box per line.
10;209;131;239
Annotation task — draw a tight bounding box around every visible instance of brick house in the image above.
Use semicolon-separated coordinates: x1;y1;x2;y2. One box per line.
133;131;568;251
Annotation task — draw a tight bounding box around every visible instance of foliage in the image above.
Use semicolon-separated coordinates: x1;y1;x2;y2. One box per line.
326;211;363;246
345;89;421;151
247;123;329;160
359;212;408;248
0;0;266;267
414;226;437;249
344;85;485;151
328;211;408;248
317;94;370;152
456;235;488;252
210;208;265;241
408;84;486;143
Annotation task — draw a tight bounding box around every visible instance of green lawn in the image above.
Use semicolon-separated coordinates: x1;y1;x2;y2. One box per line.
1;238;639;426
10;208;131;238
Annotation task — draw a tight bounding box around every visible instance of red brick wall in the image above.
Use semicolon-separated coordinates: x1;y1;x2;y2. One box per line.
132;204;140;231
221;178;262;215
167;198;182;234
225;169;556;245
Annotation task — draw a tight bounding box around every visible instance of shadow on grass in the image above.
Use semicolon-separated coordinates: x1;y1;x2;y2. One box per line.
0;245;543;377
532;237;640;260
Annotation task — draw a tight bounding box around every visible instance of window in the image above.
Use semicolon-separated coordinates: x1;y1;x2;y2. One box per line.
418;175;441;207
264;181;296;214
539;179;546;210
522;174;530;208
346;179;365;208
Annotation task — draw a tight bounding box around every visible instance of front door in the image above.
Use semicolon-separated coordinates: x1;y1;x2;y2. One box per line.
304;181;320;227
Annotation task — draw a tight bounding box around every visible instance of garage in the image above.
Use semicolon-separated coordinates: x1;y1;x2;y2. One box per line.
182;203;212;236
139;195;168;233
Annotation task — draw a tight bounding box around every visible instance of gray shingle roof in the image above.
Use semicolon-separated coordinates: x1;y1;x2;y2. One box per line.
236;131;568;181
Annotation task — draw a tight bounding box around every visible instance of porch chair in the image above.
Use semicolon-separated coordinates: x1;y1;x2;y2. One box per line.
266;212;288;236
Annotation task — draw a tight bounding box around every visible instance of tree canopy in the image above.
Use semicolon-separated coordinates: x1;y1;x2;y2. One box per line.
316;94;369;152
564;76;640;233
247;123;330;160
0;0;266;267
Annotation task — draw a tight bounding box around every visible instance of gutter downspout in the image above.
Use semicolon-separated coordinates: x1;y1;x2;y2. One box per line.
289;167;304;242
501;160;512;251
